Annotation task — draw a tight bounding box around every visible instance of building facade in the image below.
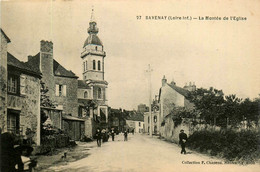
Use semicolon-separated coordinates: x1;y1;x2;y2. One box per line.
1;29;42;145
158;76;195;141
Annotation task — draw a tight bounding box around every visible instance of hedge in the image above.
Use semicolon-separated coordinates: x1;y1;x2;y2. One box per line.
186;129;260;164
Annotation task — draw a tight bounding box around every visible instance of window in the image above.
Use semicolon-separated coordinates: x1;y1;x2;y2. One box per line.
154;116;157;123
95;46;97;51
93;60;96;70
84;91;88;98
139;122;141;127
85;61;87;71
83;62;85;71
98;61;101;71
8;74;18;94
7;110;20;134
148;116;150;124
55;84;66;97
97;88;102;99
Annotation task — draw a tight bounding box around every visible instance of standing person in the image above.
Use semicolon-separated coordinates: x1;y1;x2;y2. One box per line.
96;129;102;147
179;129;188;154
124;130;128;141
111;129;115;141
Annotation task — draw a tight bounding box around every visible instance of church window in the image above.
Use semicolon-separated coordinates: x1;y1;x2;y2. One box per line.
98;61;101;71
154;116;157;123
93;60;96;70
84;91;88;98
98;88;102;99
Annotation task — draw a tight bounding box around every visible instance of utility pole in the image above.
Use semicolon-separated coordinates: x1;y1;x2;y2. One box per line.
146;64;153;136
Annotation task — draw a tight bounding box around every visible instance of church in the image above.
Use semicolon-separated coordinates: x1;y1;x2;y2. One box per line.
77;9;109;137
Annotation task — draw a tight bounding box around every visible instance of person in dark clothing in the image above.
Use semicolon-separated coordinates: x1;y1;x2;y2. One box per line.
0;132;24;172
96;129;102;147
124;130;128;141
111;129;115;141
179;129;188;154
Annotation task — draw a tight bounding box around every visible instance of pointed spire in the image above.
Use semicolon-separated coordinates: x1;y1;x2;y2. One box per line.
88;6;99;35
90;6;96;22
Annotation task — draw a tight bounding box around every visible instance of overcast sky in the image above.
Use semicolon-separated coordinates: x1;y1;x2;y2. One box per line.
1;0;260;110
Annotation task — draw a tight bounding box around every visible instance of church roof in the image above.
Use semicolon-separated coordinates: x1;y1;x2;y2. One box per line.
83;34;103;47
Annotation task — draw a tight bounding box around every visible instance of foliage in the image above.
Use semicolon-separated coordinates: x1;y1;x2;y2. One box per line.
187;87;259;128
187;87;225;125
40;81;56;108
186;129;260;164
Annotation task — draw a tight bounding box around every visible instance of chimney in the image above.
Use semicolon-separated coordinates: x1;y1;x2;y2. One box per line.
162;75;167;86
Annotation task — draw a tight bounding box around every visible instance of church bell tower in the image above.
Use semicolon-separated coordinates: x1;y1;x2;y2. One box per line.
81;9;106;81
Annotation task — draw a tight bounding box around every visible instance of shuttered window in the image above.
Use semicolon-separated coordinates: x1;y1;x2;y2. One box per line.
55;84;66;97
20;74;26;95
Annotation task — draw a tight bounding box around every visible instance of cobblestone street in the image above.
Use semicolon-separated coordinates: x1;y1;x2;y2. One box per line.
42;134;259;172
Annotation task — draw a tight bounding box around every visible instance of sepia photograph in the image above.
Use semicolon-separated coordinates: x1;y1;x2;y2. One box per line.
0;0;259;171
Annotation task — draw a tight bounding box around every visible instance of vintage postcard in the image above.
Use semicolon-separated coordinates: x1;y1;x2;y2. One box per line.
0;0;259;172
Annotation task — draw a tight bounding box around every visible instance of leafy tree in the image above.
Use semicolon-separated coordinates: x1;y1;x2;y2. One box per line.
220;94;242;127
187;87;225;126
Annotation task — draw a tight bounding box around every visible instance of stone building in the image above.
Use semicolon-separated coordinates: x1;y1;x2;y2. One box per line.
158;76;195;142
77;9;108;137
26;40;84;140
0;29;42;145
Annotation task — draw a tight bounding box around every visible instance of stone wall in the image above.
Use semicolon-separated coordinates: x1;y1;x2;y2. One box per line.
54;76;78;116
7;74;41;145
161;115;190;143
0;33;8;132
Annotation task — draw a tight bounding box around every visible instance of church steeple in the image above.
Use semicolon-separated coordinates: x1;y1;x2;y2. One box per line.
81;8;106;82
87;8;99;35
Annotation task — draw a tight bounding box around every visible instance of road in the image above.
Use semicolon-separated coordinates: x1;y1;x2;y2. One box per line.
45;133;259;172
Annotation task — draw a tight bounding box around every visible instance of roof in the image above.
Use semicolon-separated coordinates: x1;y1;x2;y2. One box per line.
167;83;189;97
62;115;85;122
1;29;11;43
53;59;78;78
7;52;41;77
78;80;91;89
126;113;144;122
83;34;103;47
25;53;78;78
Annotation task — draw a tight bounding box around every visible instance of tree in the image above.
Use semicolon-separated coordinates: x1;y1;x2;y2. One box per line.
221;94;242;127
187;87;225;126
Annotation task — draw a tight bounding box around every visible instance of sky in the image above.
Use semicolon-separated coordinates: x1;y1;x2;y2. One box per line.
1;0;260;110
